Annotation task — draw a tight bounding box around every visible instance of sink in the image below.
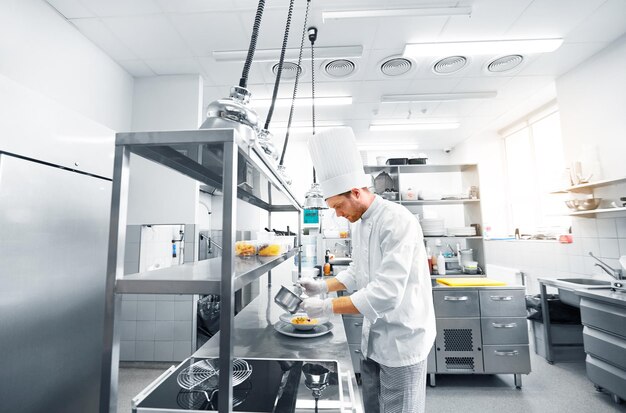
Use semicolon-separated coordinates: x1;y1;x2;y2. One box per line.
557;278;611;286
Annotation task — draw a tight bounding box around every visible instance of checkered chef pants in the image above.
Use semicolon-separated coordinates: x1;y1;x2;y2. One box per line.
361;358;427;413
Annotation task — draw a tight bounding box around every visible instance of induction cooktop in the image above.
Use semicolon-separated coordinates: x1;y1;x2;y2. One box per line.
133;357;343;412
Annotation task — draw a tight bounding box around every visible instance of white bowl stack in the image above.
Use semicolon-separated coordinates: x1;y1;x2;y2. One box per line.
420;218;445;236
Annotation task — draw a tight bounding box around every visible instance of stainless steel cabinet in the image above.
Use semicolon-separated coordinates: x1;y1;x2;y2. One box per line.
580;295;626;404
432;286;530;389
343;315;363;375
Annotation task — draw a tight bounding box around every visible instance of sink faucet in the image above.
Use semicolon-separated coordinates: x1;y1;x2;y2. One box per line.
589;252;624;280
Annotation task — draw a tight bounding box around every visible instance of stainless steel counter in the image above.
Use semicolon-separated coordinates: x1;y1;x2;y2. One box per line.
194;266;363;412
575;288;626;307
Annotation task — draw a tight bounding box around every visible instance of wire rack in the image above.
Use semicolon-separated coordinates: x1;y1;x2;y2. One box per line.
177;358;252;391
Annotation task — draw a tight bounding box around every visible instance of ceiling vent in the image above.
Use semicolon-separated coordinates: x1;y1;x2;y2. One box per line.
324;59;356;78
272;62;302;80
380;57;413;77
487;54;524;73
433;56;467;74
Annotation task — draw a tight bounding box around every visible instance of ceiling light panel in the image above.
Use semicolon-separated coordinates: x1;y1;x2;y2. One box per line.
213;46;363;62
381;92;497;103
253;97;353;107
322;6;472;20
404;38;563;57
370;123;460;131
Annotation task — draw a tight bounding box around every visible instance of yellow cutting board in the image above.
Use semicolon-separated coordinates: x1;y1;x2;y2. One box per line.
436;277;507;286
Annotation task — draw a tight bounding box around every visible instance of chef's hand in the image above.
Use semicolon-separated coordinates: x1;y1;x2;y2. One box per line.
298;277;328;296
302;297;334;318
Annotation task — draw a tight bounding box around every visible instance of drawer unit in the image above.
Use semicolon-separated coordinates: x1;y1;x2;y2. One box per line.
433;290;479;317
481;317;529;345
580;298;626;337
479;289;526;317
586;355;626;401
343;315;363;345
483;345;531;374
348;343;362;374
435;318;483;373
583;326;626;370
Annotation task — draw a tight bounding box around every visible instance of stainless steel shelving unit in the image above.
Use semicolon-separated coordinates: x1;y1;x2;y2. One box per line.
99;128;302;413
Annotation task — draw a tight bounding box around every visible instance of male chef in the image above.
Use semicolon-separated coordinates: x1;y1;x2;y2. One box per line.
300;127;436;413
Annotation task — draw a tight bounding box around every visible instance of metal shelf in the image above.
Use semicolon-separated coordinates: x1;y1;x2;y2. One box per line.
399;199;480;205
365;164;477;173
568;206;626;217
424;235;483;239
116;248;299;295
550;176;626;194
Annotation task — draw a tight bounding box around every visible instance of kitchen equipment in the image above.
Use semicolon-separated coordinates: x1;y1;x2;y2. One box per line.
133;358;342;412
381;190;399;201
564;198;602;211
177;358;252;391
274;286;303;314
459;249;474;266
420;218;446;236
280;313;329;330
462;261;479;274
408;157;427;164
273;320;334;338
436;277;506;286
303;362;331;411
386;157;408;165
373;171;395;194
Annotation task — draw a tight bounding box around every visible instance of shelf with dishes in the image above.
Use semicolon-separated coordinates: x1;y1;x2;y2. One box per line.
567;206;626;217
550;176;626;194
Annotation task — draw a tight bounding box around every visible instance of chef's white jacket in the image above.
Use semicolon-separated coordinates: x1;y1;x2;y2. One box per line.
335;195;436;367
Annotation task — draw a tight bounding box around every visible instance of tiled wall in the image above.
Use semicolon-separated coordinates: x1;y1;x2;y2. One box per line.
485;216;626;294
120;224;197;362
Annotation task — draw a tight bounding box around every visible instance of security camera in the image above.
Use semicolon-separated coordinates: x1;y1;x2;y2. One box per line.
443;147;453;154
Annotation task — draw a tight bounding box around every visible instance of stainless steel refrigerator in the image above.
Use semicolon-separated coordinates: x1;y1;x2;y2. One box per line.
0;152;111;413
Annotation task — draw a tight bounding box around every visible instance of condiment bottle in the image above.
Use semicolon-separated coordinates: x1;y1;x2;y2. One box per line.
323;250;331;276
437;252;446;276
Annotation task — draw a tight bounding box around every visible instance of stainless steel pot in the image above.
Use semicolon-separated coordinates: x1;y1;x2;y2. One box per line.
274;286;302;314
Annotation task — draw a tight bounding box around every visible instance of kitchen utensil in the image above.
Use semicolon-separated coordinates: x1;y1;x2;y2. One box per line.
381;191;398;201
274;286;303;314
408;157;427;165
373;171;394;194
459;249;474;266
303;363;330;392
564;198;602;211
462;260;478;274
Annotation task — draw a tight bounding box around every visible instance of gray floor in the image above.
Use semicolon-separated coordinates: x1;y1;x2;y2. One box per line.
117;347;625;413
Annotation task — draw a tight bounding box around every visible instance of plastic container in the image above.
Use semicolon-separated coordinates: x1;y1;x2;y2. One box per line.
258;242;287;256
437;253;446;276
235;240;257;257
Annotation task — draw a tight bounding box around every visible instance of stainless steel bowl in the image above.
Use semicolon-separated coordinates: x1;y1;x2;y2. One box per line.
274;286;302;314
565;198;602;211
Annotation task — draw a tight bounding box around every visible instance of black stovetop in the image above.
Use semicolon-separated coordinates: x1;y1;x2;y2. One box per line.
135;357;341;412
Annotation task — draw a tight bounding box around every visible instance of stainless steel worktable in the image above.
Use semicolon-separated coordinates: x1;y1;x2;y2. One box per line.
194;265;364;412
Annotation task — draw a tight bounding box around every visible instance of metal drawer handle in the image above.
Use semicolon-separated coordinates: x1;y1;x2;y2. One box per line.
354;349;361;354
354;322;362;327
444;296;469;301
492;322;517;328
495;350;519;356
490;295;513;301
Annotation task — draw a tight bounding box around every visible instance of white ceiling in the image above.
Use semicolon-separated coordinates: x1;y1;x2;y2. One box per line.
46;0;626;149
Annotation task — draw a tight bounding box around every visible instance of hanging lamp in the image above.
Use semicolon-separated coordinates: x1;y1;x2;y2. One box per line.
302;26;329;210
199;0;266;144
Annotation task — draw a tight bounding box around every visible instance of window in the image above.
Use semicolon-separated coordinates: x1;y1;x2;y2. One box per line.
503;108;569;235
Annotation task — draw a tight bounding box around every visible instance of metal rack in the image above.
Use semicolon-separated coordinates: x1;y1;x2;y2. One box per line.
99;128;302;413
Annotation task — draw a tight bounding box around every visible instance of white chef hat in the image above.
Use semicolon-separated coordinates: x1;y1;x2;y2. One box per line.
307;127;370;198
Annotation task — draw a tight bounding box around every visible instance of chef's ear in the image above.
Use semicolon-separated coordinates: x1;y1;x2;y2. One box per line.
351;188;361;199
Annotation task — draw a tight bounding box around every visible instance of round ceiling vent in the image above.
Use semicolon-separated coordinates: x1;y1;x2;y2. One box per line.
487;54;524;73
380;57;413;77
433;56;467;74
272;62;302;80
324;59;356;78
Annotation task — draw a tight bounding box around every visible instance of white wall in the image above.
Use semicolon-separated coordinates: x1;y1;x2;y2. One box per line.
127;75;203;225
556;33;626;181
0;0;133;132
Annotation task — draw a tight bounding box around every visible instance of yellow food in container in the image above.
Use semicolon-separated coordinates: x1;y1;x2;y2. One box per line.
235;241;257;257
257;243;284;256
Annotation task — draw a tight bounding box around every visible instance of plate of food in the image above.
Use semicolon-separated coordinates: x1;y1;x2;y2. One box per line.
273;320;334;338
279;312;329;330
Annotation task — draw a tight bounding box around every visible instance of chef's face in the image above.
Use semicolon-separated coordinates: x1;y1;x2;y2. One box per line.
326;189;367;223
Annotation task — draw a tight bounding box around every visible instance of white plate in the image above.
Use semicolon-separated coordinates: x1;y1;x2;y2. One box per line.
279;312;329;326
273;321;334;338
